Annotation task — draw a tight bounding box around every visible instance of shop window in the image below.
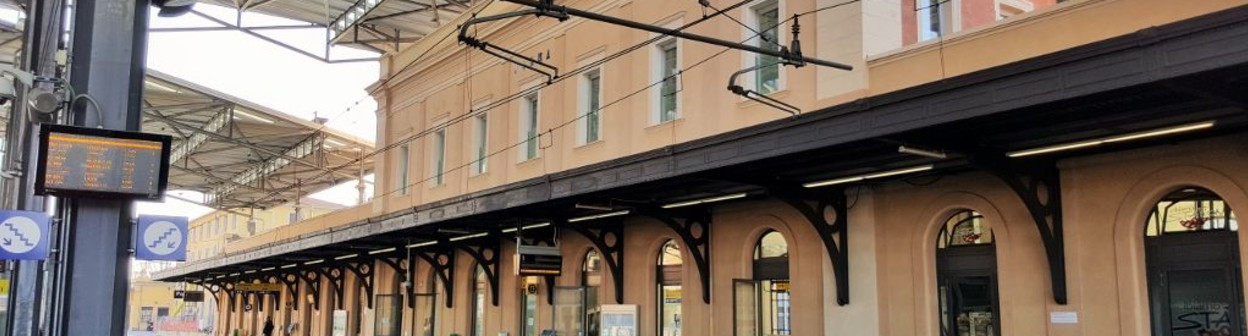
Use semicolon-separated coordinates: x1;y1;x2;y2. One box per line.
935;210;999;336
657;240;683;336
1145;188;1243;335
472;265;488;336
735;231;790;335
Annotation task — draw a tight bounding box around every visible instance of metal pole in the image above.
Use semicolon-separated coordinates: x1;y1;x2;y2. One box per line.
500;0;854;70
51;0;152;335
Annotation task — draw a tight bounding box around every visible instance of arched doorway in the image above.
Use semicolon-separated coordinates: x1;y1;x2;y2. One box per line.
735;231;791;336
1145;187;1242;336
935;210;999;336
657;240;683;336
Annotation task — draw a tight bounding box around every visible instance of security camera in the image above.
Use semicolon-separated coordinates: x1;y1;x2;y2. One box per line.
0;64;33;106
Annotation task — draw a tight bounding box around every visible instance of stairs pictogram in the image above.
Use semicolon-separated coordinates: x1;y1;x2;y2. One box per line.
148;227;179;249
2;222;35;247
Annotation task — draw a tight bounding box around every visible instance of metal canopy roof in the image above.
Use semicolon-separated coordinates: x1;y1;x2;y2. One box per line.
153;7;1248;283
143;70;375;210
201;0;478;53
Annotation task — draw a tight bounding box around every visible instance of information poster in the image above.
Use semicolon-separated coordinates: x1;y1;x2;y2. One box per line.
600;304;637;336
332;310;348;336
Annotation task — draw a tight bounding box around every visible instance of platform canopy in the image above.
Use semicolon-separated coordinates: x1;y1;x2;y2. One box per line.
194;0;480;54
143;70;375;210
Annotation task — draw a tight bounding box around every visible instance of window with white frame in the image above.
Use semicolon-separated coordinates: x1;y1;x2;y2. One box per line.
473;113;489;175
917;0;954;42
750;0;782;94
579;69;603;144
520;93;540;161
655;39;680;123
397;143;410;194
431;128;446;186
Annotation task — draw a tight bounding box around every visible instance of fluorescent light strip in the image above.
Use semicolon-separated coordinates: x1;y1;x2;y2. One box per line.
261;267;276;272
501;222;552;233
305;259;324;265
233;110;275;124
568;210;630;223
368;247;397;255
803;165;935;188
406;241;437;249
662;193;748;209
281;264;298;269
335;253;359;260
1007;121;1215;158
229;273;240;277
244;270;256;274
216;275;226;279
449;232;489;242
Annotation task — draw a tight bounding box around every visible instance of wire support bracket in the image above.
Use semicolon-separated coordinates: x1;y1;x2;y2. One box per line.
458;4;569;83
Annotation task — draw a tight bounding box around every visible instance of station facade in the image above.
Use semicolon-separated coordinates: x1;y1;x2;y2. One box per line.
156;0;1248;335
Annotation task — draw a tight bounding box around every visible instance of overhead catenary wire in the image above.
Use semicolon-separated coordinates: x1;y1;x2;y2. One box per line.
245;0;862;207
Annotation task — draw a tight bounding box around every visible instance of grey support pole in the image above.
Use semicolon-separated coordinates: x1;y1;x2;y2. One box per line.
51;0;152;335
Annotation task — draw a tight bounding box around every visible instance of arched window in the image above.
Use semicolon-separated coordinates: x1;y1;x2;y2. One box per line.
582;250;602;336
657;240;683;336
1145;187;1242;334
471;265;488;336
935;210;999;336
736;231;791;336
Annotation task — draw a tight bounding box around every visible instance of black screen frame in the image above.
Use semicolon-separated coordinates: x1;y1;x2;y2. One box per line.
34;124;173;200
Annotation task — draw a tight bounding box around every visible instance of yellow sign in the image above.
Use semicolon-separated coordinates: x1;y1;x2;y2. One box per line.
236;283;282;292
770;281;790;292
0;279;9;294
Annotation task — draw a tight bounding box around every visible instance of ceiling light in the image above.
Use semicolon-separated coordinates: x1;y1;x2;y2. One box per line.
261;267;275;272
406;241;437;248
662;193;748;209
569;210;630;223
334;253;359;260
502;222;551;233
898;145;947;159
1007;121;1215;158
574;203;615;211
449;232;490;242
803;165;935;188
229;273;240;276
281;264;298;269
305;259;324;265
244;270;256;274
368;247;396;255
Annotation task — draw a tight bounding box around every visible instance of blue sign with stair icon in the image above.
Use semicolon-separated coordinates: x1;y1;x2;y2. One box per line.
0;210;51;260
136;215;187;261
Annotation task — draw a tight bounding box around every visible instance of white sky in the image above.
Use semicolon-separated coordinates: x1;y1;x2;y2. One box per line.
134;4;381;220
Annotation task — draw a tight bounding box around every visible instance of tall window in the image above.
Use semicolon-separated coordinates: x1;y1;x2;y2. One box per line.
1145;188;1242;335
656;40;679;123
916;0;952;42
520;94;540;161
473;113;489;175
472;265;488;336
583;250;602;336
737;231;790;335
397;144;410;195
657;240;683;336
580;70;602;144
431;129;446;186
935;210;999;336
751;1;781;94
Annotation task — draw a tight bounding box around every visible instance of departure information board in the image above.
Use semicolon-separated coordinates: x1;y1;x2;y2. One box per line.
35;124;172;200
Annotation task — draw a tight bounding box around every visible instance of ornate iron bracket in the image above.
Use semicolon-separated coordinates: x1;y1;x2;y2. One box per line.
280;273;301;311
414;246;457;308
224;282;238;312
771;186;850;306
202;282;223;306
343;261;376;309
562;218;626;304
265;275;282;310
299;270;322;310
377;256;415;308
636;207;713;304
972;155;1067;305
318;267;347;309
453;237;502;306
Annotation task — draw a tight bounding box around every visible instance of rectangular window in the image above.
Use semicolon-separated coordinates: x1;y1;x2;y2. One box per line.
917;0;953;42
520;94;540;161
432;129;446;186
658;41;679;123
753;1;781;94
397;144;410;195
473;113;488;175
580;70;602;144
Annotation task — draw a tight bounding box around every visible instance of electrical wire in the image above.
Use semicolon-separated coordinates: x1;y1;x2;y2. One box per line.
246;0;863;206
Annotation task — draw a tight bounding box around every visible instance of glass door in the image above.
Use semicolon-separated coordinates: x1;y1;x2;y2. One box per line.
938;273;999;336
733;280;759;336
554;287;585;336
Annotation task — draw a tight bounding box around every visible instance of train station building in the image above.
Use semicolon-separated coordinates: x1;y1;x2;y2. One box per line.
156;0;1248;335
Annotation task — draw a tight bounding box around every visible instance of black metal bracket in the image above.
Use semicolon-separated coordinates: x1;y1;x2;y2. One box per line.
377;256;413;308
636;207;713;304
299;270;322;310
453;236;502;306
281;273;301;311
202;282;223;306
265;275;282;310
224;282;238;312
458;6;568;83
562;218;626;304
972;154;1067;305
770;186;850;306
414;246;457;308
343;261;376;309
727;62;802;116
